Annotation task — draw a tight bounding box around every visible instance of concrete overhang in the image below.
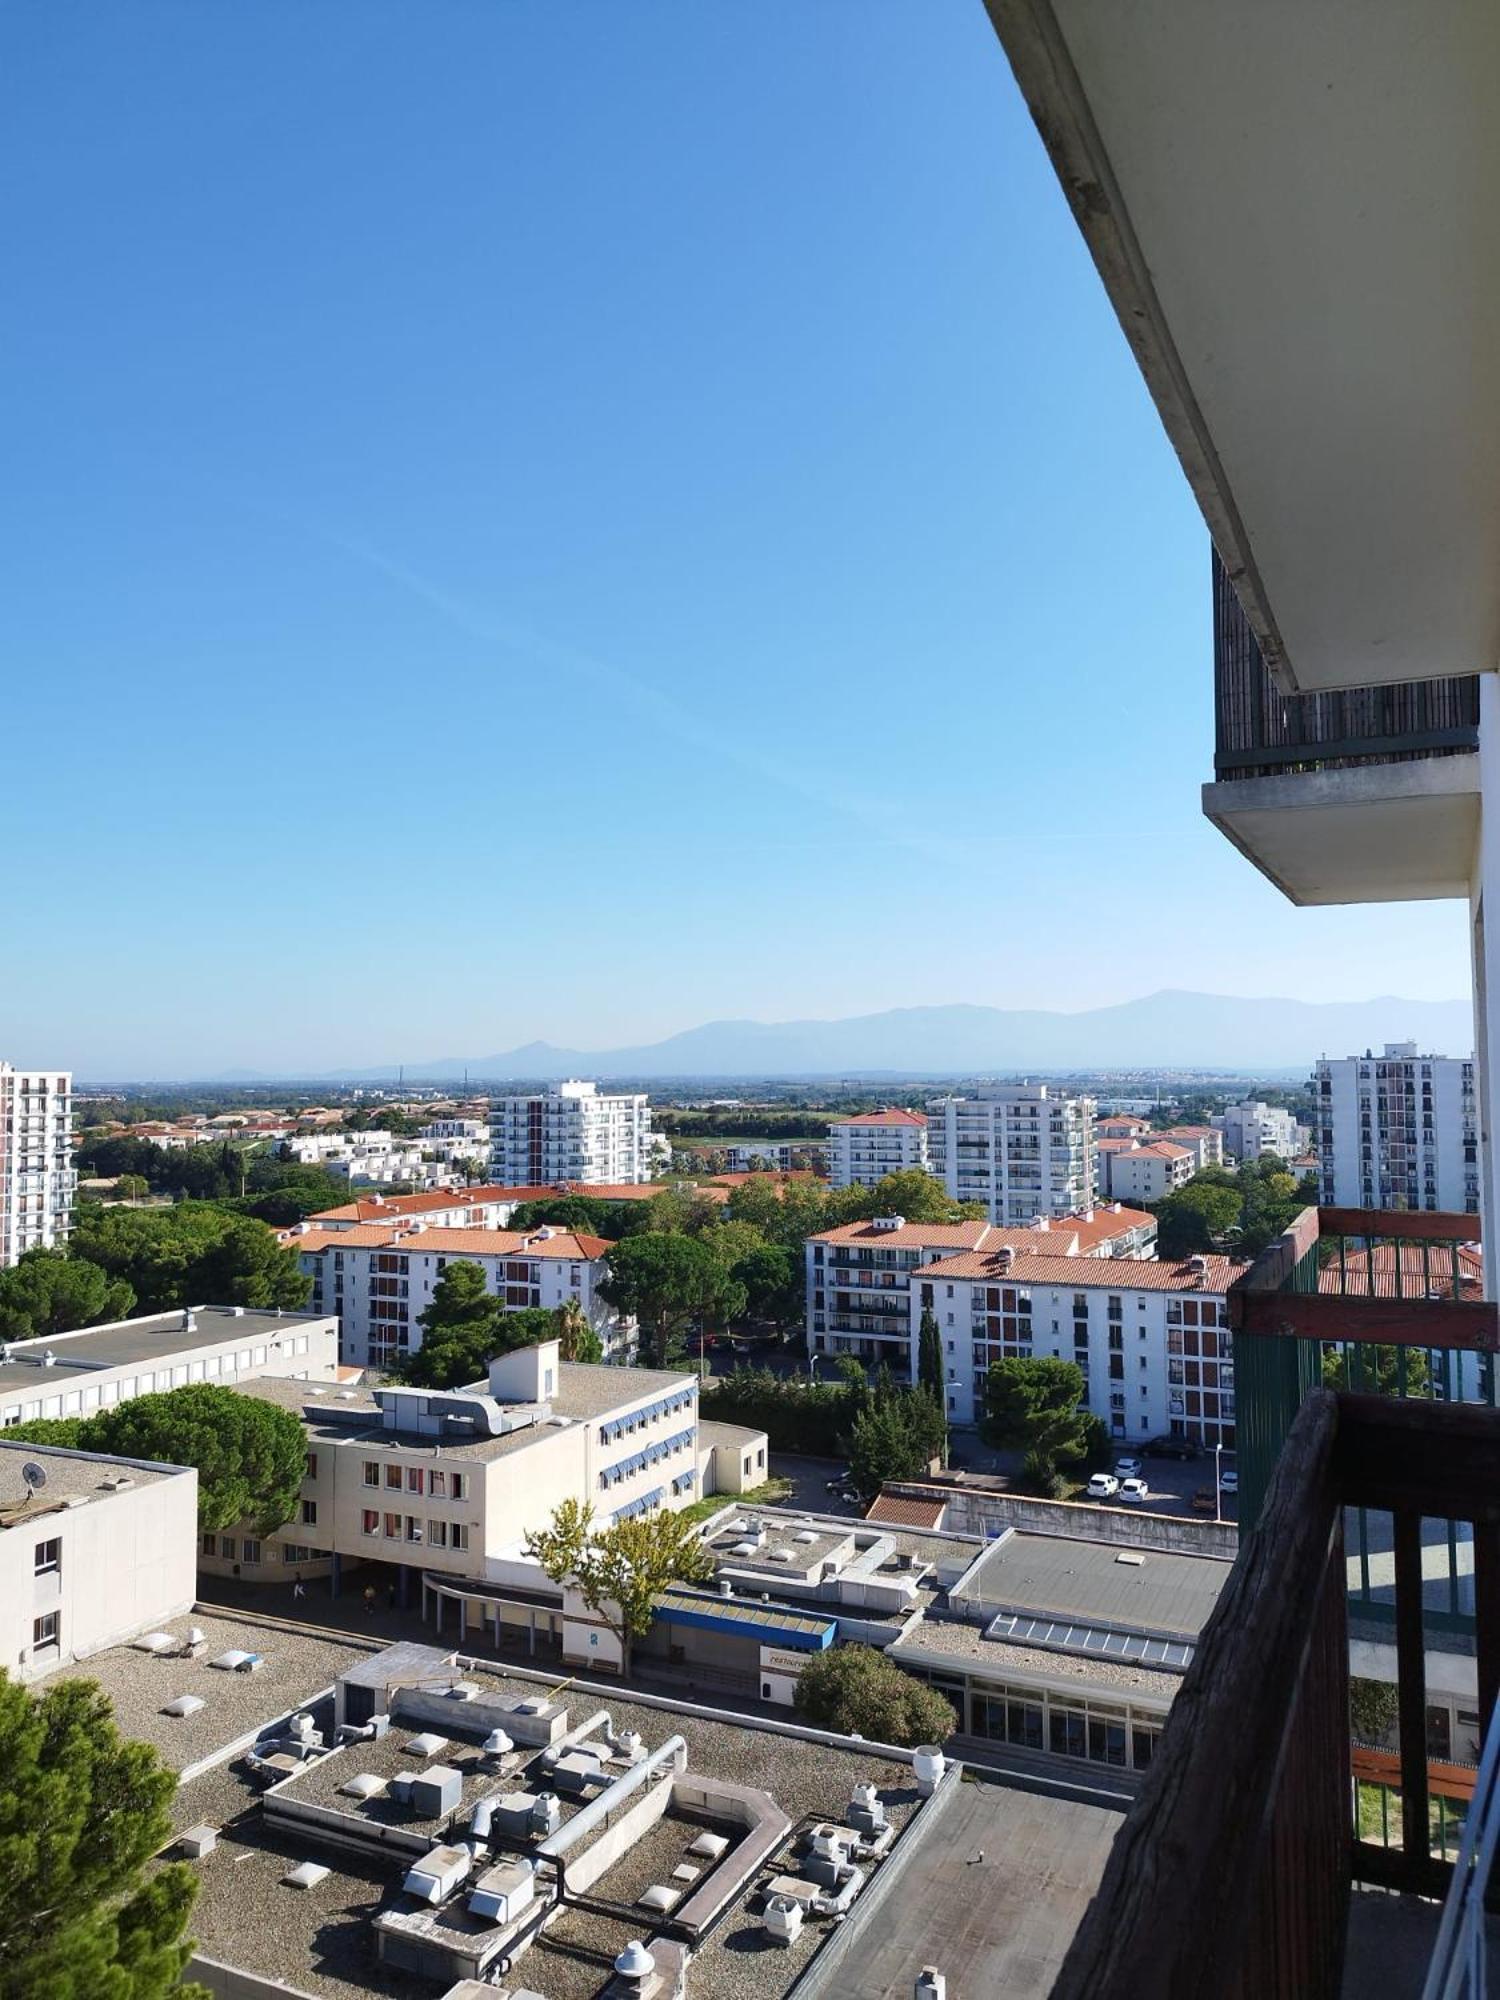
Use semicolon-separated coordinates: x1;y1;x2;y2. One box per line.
984;1;1500;694
1202;754;1480;906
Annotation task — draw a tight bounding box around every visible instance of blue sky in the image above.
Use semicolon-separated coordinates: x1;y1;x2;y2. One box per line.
1;1;1469;1077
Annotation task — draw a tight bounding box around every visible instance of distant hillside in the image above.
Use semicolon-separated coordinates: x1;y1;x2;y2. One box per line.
207;990;1475;1082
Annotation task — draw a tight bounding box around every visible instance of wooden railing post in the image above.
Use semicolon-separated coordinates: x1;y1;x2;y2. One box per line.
1393;1510;1430;1872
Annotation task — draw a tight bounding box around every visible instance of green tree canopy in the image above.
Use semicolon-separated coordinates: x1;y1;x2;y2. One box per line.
0;1249;135;1341
70;1205;309;1315
0;1673;202;2000
794;1644;956;1748
523;1497;713;1671
981;1356;1094;1481
394;1265;554;1389
848;1169;976;1225
598;1233;746;1368
1152;1180;1243;1258
732;1244;803;1330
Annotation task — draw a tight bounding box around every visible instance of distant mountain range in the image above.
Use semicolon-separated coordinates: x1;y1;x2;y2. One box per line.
204;990;1475;1083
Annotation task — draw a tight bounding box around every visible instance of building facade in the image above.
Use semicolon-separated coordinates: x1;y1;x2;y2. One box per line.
0;1439;198;1681
1313;1043;1479;1214
912;1247;1244;1444
1213;1099;1305;1162
292;1224;632;1370
0;1304;341;1430
926;1085;1095;1224
828;1110;929;1190
805;1205;1157;1367
489;1080;653;1187
1098;1140;1195;1204
0;1064;76;1268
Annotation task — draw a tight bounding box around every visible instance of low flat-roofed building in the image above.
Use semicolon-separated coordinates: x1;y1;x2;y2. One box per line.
0;1302;341;1430
163;1638;1126;2000
0;1437;198;1680
891;1526;1232;1780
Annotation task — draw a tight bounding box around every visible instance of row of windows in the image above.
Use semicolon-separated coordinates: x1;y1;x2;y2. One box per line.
203;1533;331;1566
0;1344;287;1425
360;1510;470;1550
360;1461;468;1500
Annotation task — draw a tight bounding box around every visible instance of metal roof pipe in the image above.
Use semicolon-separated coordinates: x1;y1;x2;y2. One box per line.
535;1734;686;1864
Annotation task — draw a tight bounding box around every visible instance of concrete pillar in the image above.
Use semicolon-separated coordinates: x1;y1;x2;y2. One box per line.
458;1598;467;1646
330;1553;342;1599
398;1565;411;1611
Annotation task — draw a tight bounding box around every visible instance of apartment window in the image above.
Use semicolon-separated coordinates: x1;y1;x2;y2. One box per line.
363;1461;380;1487
450;1474;467;1502
202;1531;217;1557
406;1467;424;1495
385;1464;403;1490
32;1612;59;1653
428;1519;449;1548
241;1539;261;1565
430;1469;447;1497
300;1500;317;1526
451;1523;469;1551
362;1509;380;1536
33;1537;61;1577
384;1512;402;1539
220;1536;237;1560
406;1516;424;1543
305;1452;318;1480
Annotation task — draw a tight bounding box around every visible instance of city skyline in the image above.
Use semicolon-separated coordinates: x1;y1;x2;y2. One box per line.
1;1;1473;1077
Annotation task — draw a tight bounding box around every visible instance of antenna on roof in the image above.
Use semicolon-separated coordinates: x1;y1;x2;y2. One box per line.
19;1462;47;1506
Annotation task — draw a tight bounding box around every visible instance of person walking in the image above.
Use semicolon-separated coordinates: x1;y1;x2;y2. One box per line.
363;1585;376;1618
292;1573;306;1602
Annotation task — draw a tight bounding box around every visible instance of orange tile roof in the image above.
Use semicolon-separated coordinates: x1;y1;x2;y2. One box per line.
916;1248;1247;1291
290;1223;612;1261
1318;1242;1482;1301
308;1184;556;1225
1128;1142;1192;1161
810;1218;996;1250
837;1110;928;1128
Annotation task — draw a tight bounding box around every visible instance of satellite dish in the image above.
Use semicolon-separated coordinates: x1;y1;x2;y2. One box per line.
21;1463;47;1492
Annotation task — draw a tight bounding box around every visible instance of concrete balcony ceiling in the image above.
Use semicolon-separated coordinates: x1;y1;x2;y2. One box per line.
984;0;1500;693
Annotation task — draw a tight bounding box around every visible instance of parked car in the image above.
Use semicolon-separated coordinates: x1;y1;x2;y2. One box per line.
1144;1436;1201;1462
1191;1488;1218;1516
1220;1469;1239;1495
1114;1456;1143;1477
1086;1473;1121;1500
1119;1477;1151;1503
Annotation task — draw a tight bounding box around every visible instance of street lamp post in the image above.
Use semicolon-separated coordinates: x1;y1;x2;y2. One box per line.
1214;1441;1223;1522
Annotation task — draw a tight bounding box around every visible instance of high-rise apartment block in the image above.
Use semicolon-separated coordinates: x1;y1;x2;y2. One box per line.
828;1109;929;1189
488;1079;653;1187
926;1084;1095;1224
1313;1043;1478;1214
0;1065;76;1268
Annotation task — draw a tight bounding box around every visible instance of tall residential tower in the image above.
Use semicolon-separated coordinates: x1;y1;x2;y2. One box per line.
1313;1043;1478;1214
0;1065;76;1267
488;1079;653;1187
926;1084;1095;1225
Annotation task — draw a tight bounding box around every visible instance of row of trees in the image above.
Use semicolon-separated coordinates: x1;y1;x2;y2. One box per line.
75;1134;354;1225
0;1206;311;1341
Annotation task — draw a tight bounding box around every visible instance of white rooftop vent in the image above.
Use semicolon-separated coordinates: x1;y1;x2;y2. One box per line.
208;1650;260;1673
730;1541;758;1558
482;1728;514;1757
767;1549;795;1564
339;1773;386;1800
1115;1552;1146;1567
282;1861;330;1890
687;1830;729;1861
793;1531;818;1545
615;1940;656;1978
161;1695;205;1718
133;1631;177;1654
404;1732;448;1756
443;1681;480;1701
763;1893;804;1943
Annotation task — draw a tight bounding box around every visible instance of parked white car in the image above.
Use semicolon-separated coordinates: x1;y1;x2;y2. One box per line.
1220;1469;1239;1495
1114;1456;1143;1477
1086;1473;1120;1499
1119;1477;1150;1503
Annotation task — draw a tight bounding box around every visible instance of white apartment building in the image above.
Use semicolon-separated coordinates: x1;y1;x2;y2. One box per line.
489;1080;653;1187
1156;1125;1226;1170
911;1247;1245;1445
1099;1140;1195;1205
806;1205;1156;1366
0;1065;76;1268
828;1110;930;1190
1313;1044;1479;1215
306;1185;557;1232
420;1118;489;1144
0;1304;341;1429
292;1224;633;1370
198;1342;761;1609
1213;1100;1306;1163
926;1085;1096;1224
0;1439;198;1680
